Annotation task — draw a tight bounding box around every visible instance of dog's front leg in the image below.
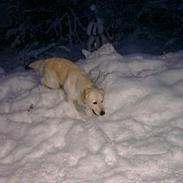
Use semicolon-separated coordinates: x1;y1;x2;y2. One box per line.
66;98;82;118
85;106;93;116
64;89;81;118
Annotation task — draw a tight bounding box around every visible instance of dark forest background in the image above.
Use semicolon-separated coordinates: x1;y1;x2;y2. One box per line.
1;0;183;53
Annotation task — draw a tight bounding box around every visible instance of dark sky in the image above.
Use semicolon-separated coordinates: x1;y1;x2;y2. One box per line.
1;0;183;52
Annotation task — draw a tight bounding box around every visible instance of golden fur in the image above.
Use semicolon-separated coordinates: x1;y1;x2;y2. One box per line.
29;57;105;116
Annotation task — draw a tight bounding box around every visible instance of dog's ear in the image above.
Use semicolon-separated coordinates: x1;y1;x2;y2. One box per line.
81;88;91;103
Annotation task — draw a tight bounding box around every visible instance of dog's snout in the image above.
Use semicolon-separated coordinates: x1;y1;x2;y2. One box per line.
100;111;105;116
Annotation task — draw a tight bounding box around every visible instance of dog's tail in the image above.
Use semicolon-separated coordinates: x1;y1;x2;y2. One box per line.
28;59;45;74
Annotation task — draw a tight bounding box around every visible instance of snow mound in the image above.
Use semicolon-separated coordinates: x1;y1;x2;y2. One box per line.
0;44;183;183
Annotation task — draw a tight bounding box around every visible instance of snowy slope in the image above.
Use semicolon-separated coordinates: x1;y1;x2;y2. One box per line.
0;44;183;183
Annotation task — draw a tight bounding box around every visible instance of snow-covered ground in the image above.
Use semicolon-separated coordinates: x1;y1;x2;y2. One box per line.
0;44;183;182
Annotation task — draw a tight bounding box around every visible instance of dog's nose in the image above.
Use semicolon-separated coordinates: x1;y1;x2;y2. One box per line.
100;111;105;116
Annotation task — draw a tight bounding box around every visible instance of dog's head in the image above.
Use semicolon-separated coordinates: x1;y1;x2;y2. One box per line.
82;87;105;116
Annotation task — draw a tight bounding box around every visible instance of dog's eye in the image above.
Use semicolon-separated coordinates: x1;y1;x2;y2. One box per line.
93;101;97;104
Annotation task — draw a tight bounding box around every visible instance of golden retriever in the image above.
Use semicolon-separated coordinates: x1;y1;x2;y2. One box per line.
29;57;105;116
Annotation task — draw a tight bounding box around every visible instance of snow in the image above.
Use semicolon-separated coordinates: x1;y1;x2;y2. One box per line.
0;44;183;182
